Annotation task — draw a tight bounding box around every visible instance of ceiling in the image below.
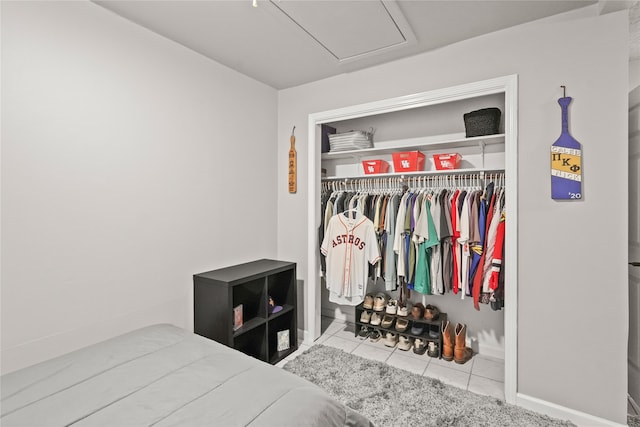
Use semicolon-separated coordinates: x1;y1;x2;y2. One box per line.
94;0;639;90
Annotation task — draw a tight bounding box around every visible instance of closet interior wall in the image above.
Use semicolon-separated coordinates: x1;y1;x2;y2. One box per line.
319;93;507;359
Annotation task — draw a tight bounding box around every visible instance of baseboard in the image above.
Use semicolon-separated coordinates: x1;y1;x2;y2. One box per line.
297;328;307;346
321;307;351;323
516;393;628;427
629;394;640;416
476;343;505;360
302;328;312;345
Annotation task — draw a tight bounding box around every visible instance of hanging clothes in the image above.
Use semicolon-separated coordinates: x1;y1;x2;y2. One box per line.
413;194;439;295
439;189;453;293
384;193;400;291
319;174;505;310
429;191;443;294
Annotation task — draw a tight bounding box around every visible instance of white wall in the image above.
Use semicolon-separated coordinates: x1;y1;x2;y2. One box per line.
277;7;628;425
1;1;278;374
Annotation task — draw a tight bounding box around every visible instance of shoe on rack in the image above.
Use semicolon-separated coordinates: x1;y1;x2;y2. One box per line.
413;338;427;355
395;318;409;332
427;341;439;358
360;310;372;324
381;315;395;329
358;326;370;339
384;332;399;348
373;293;389;311
397;303;411;317
428;324;439;339
411;303;425;320
424;304;440;321
410;322;424;336
369;329;381;342
398;335;412;351
386;299;398;315
370;312;382;326
363;294;374;310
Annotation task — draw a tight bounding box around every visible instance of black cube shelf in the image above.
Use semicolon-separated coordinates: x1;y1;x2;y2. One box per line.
194;259;297;365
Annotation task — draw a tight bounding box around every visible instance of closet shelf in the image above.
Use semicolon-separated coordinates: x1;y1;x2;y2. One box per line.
322;167;505;181
321;132;505;161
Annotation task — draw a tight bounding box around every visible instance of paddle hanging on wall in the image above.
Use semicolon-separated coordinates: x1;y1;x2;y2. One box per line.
288;126;297;193
551;86;582;200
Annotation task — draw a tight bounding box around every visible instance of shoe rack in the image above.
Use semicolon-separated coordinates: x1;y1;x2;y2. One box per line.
354;303;447;358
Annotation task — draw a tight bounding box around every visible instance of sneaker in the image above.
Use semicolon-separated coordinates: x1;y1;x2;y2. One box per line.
395;318;409;332
373;293;388;311
398;335;412;351
369;329;381;342
363;294;374;310
358;326;370;339
370;312;382;326
427;341;439;357
384;332;398;348
385;299;398;314
360;310;372;324
413;338;427;355
381;315;395;329
428;324;439;338
410;322;424;336
397;303;410;317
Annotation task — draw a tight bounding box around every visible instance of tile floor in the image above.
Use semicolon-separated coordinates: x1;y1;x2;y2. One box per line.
276;315;505;401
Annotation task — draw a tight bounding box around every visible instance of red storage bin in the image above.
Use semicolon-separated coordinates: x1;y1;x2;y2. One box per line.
362;160;389;174
392;151;425;172
432;153;461;170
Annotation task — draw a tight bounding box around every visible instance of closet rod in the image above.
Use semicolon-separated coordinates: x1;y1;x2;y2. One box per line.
321;168;505;182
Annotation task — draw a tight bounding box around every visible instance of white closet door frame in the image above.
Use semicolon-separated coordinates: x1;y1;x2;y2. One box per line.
306;74;518;404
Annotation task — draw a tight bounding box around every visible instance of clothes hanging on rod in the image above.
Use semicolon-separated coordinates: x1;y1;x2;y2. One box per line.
319;173;506;310
319;209;382;306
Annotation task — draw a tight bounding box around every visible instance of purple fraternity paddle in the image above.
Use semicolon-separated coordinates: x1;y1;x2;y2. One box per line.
551;87;582;200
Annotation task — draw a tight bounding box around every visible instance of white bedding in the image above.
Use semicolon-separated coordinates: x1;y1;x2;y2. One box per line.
1;324;373;427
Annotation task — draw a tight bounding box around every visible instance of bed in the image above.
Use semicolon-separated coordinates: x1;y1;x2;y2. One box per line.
1;324;372;427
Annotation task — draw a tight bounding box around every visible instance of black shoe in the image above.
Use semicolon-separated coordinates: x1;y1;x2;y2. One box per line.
410;323;424;336
427;343;439;357
428;324;439;338
358;326;369;339
413;338;427;355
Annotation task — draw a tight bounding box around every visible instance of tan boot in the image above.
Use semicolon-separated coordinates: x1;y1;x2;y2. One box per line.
441;320;454;361
454;323;473;364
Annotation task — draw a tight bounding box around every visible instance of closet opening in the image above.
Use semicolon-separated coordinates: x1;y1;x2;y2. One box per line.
305;75;518;404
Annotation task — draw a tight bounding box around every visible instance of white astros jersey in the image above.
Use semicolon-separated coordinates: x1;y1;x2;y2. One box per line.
320;211;381;305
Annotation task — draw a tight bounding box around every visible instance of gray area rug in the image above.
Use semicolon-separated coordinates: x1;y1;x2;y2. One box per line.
284;344;574;427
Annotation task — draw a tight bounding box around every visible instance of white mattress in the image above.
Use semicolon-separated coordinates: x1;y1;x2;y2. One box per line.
1;324;372;427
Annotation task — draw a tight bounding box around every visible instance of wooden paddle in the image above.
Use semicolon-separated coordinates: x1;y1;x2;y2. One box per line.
288;126;296;193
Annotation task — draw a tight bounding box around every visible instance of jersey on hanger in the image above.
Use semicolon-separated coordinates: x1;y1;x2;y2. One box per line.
321;210;381;306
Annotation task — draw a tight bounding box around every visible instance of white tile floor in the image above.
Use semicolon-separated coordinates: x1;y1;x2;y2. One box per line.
277;315;506;401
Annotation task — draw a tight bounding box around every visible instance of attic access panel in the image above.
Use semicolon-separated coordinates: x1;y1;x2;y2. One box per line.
270;0;414;62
